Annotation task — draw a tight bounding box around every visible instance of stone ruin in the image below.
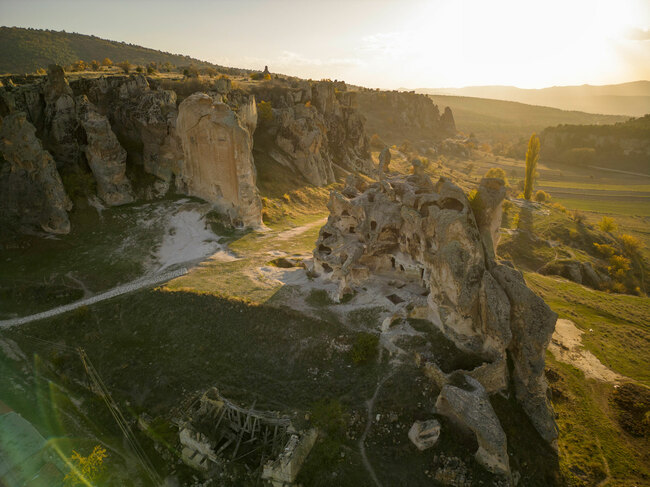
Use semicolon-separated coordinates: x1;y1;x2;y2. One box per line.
312;171;558;479
178;388;317;486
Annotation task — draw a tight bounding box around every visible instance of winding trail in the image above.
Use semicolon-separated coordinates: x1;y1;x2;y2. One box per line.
0;268;187;328
359;372;393;487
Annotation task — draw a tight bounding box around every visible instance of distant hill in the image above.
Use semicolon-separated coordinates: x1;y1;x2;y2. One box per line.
426;94;627;143
0;26;239;74
541;114;650;174
417;82;650;117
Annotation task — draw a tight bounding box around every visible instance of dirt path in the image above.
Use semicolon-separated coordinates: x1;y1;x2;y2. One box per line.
548;319;625;383
359;372;393;487
0;268;187;328
275;217;327;241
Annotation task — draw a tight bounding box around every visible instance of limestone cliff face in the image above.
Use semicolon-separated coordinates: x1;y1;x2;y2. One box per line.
312;173;558;455
251;80;373;186
355;90;456;147
176;93;262;228
0;112;72;234
76;96;134;206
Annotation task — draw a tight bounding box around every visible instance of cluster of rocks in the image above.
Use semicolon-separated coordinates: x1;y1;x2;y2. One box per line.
356;89;456;147
250;80;374;186
1;65;265;234
312;167;558;480
539;258;609;289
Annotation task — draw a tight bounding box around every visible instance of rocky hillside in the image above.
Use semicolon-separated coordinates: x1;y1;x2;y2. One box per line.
0;27;234;74
355;89;456;148
0;66;408;239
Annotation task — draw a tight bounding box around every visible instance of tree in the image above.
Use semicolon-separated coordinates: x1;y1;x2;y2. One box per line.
599;216;617;233
485;167;508;185
101;57;112;67
117;61;131;74
64;445;108;486
90;60;100;71
523;133;540;200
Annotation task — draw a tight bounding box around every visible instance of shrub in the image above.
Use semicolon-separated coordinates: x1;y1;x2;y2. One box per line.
468;189;484;218
598;216;618;233
485;167;508;184
608;255;631;280
183;66;200;78
502;199;514;214
101;57;112;67
117;61;131;74
311;398;347;438
263;73;272;80
350;332;379;365
257;100;273;122
593;243;617;258
71;60;86;72
64;445;107;486
534;190;551;203
619;234;643;257
550;202;567;213
90;60;100;71
571;210;586;224
135;66;143;73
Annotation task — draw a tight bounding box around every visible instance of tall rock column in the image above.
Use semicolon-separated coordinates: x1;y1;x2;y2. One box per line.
76;96;134;206
0;112;72;234
176;93;262;228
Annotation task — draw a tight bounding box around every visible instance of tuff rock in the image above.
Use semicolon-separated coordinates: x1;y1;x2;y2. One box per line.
76;96;134;206
312;171;558;462
176;93;262;227
0;112;72;234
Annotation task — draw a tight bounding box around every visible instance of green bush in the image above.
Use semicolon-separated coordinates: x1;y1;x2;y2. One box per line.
350;332;379;365
534;190;551;203
310;398;347;438
257;100;273;122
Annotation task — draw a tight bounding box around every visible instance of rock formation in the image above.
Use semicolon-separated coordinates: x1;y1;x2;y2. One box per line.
251;80;374;186
408;419;441;451
42;65;81;168
356;89;456;147
0;112;72;234
176;93;262;227
312;172;559;472
76;96;134;206
436;376;509;475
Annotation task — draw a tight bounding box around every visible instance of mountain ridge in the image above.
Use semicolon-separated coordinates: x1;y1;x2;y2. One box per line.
411;81;650;117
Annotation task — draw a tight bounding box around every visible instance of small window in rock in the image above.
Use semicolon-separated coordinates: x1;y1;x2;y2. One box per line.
370;221;377;231
368;194;375;203
322;263;333;273
318;244;332;255
399;264;405;272
322;231;332;239
349;226;355;233
386;294;405;304
342;210;350;216
391;257;396;268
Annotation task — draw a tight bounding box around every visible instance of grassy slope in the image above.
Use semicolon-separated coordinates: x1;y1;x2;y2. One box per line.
427;94;627;142
0;26;233;74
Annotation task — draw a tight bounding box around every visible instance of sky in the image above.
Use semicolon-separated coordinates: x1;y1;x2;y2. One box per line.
1;0;649;89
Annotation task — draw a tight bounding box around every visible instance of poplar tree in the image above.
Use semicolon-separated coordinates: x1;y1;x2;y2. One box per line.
523;133;540;200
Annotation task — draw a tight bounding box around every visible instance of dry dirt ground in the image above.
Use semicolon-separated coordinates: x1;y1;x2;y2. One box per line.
548;319;626;383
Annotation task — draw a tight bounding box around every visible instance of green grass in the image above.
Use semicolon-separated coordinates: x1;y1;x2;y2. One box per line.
553;197;650;217
539;181;650;193
526;273;650;384
546;356;649;486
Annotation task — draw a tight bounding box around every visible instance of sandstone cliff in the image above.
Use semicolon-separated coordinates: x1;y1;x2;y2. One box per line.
312;172;558;474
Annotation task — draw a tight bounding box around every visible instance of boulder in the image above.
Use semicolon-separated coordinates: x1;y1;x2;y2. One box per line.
0;112;72;234
176;93;262;228
76;96;134;206
408;419;441;451
378;146;391;177
435;376;509;476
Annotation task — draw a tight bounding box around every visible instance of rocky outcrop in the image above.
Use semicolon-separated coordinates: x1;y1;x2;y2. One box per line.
435;376;509;476
356;89;456;147
473;177;506;258
539;259;608;289
42;65;81;168
0;112;72;234
176;93;262;227
251;80;373;186
312;172;558;454
76;96;133;206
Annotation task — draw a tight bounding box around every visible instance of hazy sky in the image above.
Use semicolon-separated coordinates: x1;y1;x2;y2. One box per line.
2;0;649;89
